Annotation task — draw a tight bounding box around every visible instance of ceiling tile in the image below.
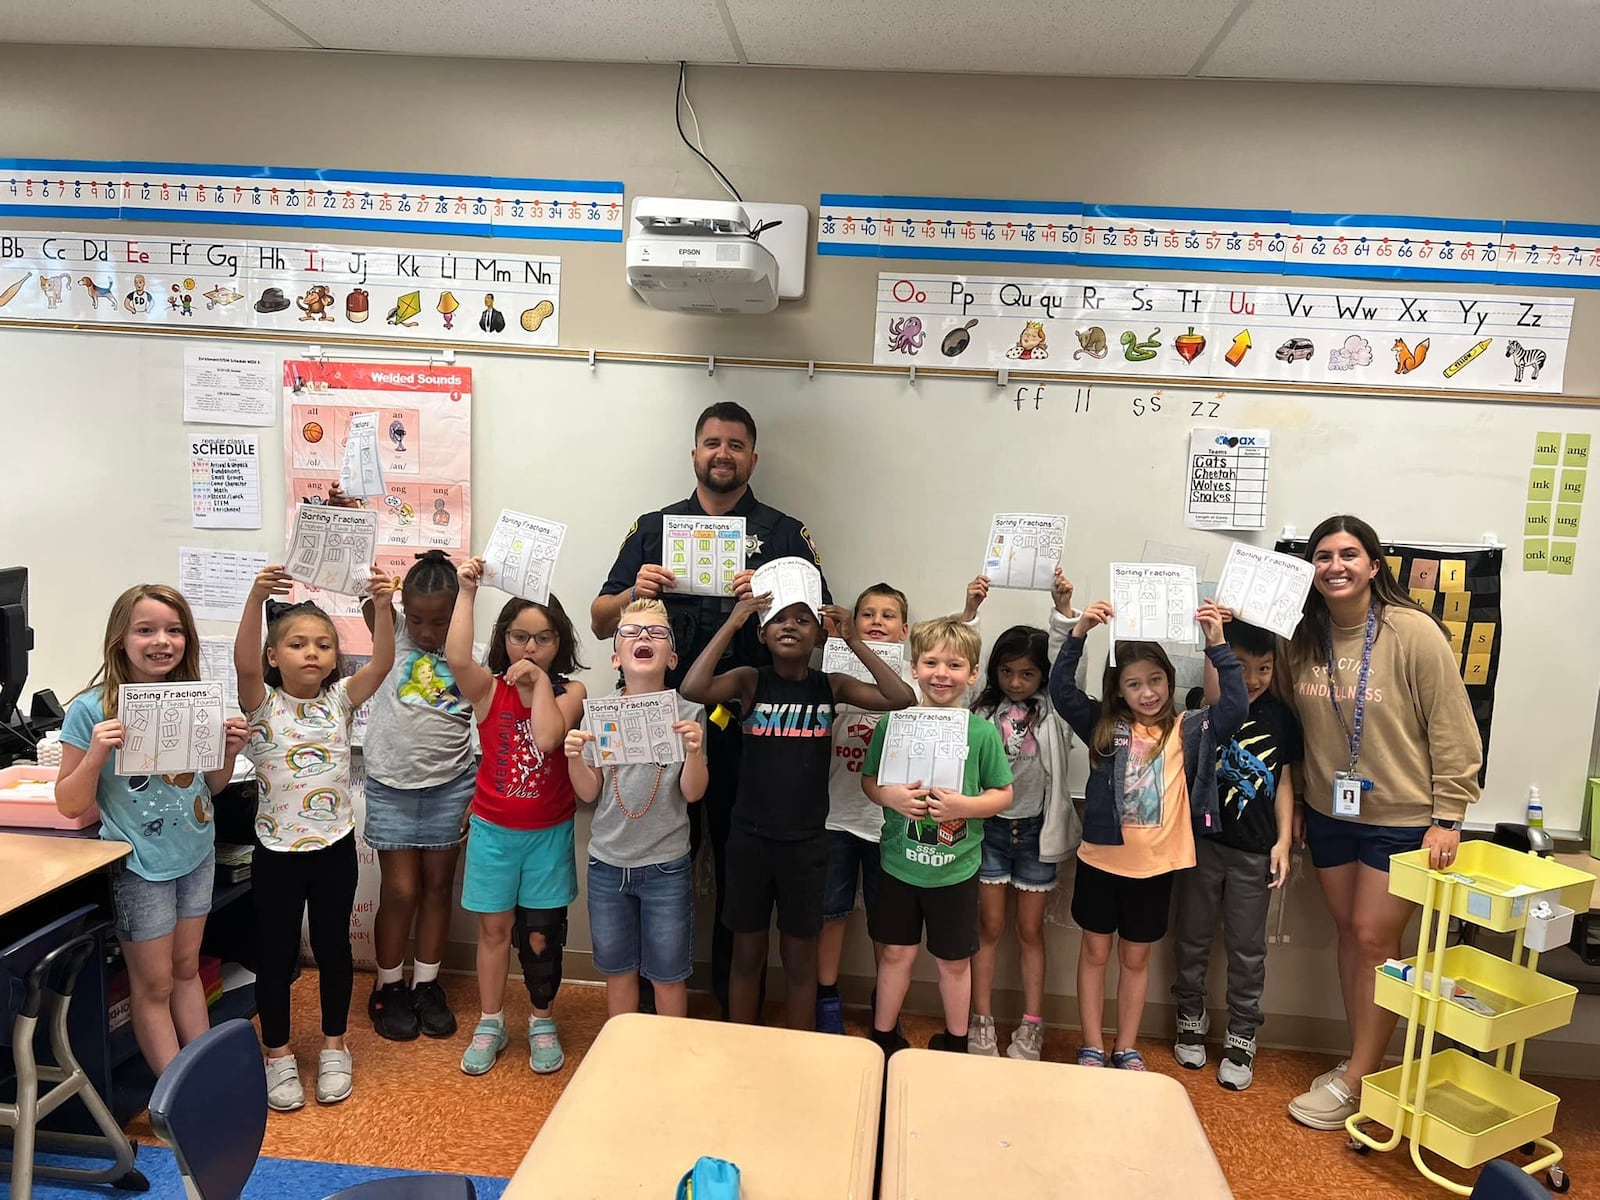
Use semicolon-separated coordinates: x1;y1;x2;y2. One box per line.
1202;0;1600;89
0;0;312;49
725;0;1242;75
262;0;739;62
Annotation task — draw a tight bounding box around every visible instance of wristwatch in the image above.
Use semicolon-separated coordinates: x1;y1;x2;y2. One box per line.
1432;818;1462;831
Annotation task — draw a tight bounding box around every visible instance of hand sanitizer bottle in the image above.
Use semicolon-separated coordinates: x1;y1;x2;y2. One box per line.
1527;785;1544;830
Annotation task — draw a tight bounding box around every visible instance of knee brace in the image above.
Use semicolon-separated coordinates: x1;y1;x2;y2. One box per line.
514;906;567;1010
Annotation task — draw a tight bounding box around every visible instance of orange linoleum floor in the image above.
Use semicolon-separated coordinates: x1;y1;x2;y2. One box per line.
126;969;1600;1198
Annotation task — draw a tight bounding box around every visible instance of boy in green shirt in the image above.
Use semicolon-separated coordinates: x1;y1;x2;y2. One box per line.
863;616;1013;1054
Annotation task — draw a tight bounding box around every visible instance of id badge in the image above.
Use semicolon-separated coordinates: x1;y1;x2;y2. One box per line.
1333;772;1364;817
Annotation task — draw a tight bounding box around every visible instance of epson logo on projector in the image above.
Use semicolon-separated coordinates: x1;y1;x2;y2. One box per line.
679;248;702;256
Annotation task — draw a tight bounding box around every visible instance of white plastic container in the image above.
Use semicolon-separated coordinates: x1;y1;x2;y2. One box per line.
1525;898;1576;953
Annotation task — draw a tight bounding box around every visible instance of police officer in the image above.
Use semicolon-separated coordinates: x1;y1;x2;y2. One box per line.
592;401;828;1017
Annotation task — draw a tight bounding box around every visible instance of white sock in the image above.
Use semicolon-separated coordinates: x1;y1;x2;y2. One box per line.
376;964;404;987
412;960;441;985
480;1010;504;1026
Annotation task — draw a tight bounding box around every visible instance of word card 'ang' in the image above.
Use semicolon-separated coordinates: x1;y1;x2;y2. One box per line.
663;517;745;597
482;509;566;604
876;707;969;792
752;556;823;625
286;503;379;596
822;638;909;684
338;411;386;499
1110;563;1200;659
983;513;1068;591
584;693;684;766
116;682;226;776
1215;543;1314;639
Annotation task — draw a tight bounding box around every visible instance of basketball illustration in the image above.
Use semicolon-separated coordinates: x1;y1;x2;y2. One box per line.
303;421;325;443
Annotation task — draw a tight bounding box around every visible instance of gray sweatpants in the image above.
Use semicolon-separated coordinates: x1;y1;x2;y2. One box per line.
1171;837;1270;1039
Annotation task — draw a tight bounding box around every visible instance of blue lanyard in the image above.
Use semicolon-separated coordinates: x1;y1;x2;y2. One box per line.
1328;605;1377;772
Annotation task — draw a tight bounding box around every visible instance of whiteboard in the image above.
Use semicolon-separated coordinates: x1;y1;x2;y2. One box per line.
7;326;1595;829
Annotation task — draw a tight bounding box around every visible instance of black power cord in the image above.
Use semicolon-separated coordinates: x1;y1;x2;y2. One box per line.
675;61;743;205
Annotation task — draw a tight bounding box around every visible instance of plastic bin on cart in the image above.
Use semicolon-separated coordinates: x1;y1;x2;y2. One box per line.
1389;843;1595;933
1361;1049;1559;1168
1372;945;1577;1051
0;765;97;830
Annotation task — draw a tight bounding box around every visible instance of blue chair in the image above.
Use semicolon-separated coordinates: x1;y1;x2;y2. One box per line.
0;903;146;1200
148;1018;267;1200
1470;1159;1554;1199
322;1178;478;1200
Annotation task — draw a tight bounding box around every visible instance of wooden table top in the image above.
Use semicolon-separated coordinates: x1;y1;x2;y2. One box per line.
0;832;128;917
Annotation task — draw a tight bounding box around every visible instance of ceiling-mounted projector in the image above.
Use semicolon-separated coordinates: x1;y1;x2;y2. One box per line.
625;197;809;315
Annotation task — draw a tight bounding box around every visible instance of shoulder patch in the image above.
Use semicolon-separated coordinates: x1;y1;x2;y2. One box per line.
800;525;822;565
618;518;638;552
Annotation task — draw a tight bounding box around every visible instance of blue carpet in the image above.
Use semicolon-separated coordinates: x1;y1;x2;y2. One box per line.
13;1144;508;1199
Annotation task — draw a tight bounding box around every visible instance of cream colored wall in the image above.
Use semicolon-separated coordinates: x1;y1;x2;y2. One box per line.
4;43;1598;1066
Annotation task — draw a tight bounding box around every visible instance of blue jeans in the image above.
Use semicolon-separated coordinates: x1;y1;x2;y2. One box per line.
586;854;694;983
822;830;882;922
1303;805;1428;872
979;814;1058;891
112;851;215;942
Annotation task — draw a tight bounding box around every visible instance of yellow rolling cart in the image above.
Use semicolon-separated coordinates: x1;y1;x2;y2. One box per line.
1346;841;1594;1194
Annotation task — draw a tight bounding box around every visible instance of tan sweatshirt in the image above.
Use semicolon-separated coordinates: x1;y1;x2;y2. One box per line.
1286;605;1481;826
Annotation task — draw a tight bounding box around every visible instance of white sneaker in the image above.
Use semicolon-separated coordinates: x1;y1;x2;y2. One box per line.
1006;1020;1044;1062
1174;1011;1209;1070
1289;1077;1360;1131
968;1013;999;1056
265;1056;304;1112
1311;1058;1350;1092
1217;1032;1255;1091
316;1048;353;1104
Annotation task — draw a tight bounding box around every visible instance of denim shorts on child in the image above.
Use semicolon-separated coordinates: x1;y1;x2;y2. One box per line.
822;829;882;922
586;854;694;983
1302;804;1429;872
461;815;578;913
362;766;476;852
112;850;216;942
979;813;1058;891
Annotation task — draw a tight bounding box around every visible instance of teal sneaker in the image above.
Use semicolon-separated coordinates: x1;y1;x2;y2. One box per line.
529;1017;565;1074
460;1019;507;1076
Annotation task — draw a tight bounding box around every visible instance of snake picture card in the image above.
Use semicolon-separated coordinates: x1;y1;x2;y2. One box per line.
285;502;379;596
115;682;226;776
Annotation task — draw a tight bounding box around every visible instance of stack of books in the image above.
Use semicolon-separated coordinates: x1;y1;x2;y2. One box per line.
216;842;254;883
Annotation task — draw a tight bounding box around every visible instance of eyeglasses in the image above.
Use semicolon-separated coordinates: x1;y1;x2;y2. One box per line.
506;630;558;647
616;624;673;642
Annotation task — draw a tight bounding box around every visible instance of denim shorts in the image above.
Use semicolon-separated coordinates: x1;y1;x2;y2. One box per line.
461;816;578;913
586;854;694;983
822;829;882;922
979;814;1058;891
1303;804;1428;872
112;851;215;942
362;766;476;851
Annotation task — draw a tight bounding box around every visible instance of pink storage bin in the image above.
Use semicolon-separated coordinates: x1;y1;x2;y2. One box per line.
0;765;98;830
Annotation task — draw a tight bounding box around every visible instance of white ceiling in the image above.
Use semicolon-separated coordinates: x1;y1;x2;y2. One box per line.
3;0;1600;91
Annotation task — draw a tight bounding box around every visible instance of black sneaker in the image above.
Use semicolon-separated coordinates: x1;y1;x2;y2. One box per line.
412;980;457;1038
368;981;420;1041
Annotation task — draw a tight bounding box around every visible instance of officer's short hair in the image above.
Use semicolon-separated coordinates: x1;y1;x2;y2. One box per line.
695;402;757;447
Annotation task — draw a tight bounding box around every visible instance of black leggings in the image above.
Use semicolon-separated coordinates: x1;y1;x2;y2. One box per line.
514;906;567;1010
253;834;359;1047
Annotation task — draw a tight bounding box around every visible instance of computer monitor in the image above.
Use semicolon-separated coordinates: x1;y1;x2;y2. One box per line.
0;566;31;726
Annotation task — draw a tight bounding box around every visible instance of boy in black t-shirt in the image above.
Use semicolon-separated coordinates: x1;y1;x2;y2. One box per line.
1171;619;1301;1091
682;590;915;1029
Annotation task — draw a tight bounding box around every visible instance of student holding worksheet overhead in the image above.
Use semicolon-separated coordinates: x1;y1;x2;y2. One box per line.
592;402;829;1017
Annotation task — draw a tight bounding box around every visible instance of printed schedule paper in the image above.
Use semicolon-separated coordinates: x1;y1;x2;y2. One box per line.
1186;428;1271;531
179;547;268;621
482;509;566;604
1110;562;1200;655
875;707;969;792
1214;542;1315;639
983;513;1067;591
583;693;684;765
285;503;379;596
183;346;276;427
662;516;745;597
822;638;908;683
115;682;226;775
189;433;261;530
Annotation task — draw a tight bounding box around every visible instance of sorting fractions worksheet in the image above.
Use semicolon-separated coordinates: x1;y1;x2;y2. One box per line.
876;707;969;792
983;513;1068;591
116;682;227;776
662;517;745;597
285;503;379;596
751;556;824;623
339;411;386;499
584;693;684;766
1215;542;1315;639
482;509;566;604
822;638;908;683
1110;562;1200;650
